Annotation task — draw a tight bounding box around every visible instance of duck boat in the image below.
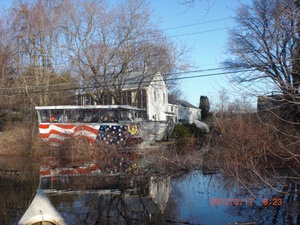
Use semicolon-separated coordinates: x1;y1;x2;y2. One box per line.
18;189;66;225
35;105;174;148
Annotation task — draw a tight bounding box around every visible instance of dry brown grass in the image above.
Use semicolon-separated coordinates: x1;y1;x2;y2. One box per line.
146;138;205;173
0;122;141;165
0;121;205;174
53;137;141;165
206;114;300;188
0;122;50;156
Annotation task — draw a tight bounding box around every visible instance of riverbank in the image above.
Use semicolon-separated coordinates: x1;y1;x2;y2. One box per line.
202;114;300;194
0;119;206;167
0;124;46;157
1;116;299;191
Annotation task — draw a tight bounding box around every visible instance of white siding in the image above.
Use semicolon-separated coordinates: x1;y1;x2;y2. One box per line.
147;73;168;121
168;104;201;124
76;71;203;124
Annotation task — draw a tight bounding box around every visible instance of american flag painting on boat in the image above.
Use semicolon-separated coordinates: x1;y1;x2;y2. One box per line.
38;124;100;145
35;105;173;148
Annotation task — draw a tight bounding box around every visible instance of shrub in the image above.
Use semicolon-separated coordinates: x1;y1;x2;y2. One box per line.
206;114;300;186
171;124;193;138
171;123;207;141
0;122;48;156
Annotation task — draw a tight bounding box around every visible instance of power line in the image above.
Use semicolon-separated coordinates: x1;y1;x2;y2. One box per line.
168;27;236;38
0;66;245;91
163;17;232;31
0;69;252;96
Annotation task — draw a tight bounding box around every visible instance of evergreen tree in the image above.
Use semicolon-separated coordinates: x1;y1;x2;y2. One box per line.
199;96;210;121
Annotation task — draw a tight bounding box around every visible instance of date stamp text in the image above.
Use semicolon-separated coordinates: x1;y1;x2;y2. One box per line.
211;198;253;206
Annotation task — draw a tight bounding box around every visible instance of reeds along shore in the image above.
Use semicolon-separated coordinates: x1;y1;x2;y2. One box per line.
205;114;300;186
0;121;205;175
0;122;46;157
0;116;299;182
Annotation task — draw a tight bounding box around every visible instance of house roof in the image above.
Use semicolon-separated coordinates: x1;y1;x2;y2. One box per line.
76;70;160;94
168;96;199;109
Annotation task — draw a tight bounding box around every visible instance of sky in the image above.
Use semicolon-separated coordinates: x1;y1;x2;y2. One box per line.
150;0;254;107
0;0;255;108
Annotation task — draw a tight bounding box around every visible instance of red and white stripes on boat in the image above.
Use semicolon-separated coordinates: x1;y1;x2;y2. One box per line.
38;124;100;145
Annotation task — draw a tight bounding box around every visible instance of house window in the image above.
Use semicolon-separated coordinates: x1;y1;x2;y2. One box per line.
142;90;147;109
120;91;132;106
127;91;132;106
137;90;141;108
87;95;91;105
103;94;112;105
137;90;147;109
121;91;126;105
171;106;173;111
163;93;165;104
77;94;82;105
154;91;157;102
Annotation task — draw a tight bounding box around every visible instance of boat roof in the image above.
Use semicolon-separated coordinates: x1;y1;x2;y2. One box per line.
35;105;145;111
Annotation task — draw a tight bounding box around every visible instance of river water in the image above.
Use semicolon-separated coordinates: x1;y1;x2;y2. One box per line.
0;156;299;225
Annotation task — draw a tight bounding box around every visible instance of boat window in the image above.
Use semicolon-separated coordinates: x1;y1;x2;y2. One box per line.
38;107;147;123
77;110;89;122
119;109;145;121
85;109;100;122
71;109;101;123
100;110;118;122
40;110;50;123
50;110;63;123
65;110;80;123
120;109;137;121
135;111;146;120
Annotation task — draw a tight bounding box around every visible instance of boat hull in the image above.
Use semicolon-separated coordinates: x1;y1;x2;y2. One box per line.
38;121;172;148
18;189;66;225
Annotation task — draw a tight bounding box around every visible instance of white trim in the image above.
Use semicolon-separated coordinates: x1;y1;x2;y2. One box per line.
35;105;145;111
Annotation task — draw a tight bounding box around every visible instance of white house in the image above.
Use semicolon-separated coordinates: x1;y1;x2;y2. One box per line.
146;72;169;121
76;71;203;125
167;96;201;124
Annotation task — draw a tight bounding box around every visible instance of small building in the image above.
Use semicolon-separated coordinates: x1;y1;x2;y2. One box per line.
257;93;300;122
168;96;201;124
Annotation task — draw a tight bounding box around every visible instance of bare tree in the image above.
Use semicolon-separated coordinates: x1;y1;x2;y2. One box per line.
224;0;300;121
217;0;300;189
57;0;190;105
0;0;190;109
0;0;68;107
225;0;299;91
215;87;229;118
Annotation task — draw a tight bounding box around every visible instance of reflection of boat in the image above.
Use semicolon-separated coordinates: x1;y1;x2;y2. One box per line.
35;105;174;148
18;189;66;225
36;161;172;224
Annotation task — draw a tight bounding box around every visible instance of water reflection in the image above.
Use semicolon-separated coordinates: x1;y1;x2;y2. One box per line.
0;156;299;225
38;161;171;224
0;157;40;225
164;171;300;225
